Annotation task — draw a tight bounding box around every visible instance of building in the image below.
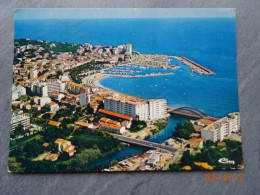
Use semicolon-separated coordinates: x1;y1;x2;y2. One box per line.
66;81;89;94
98;122;126;134
48;121;61;127
37;96;52;107
47;80;65;94
75;121;94;129
122;120;132;129
201;112;240;142
54;138;76;157
11;114;30;131
46;102;59;111
195;118;214;127
124;44;132;55
12;84;26;101
100;117;120;125
146;152;160;167
79;89;91;106
189;138;203;149
104;94;167;121
30;69;38;79
148;99;167;121
98;109;133;121
31;82;48;97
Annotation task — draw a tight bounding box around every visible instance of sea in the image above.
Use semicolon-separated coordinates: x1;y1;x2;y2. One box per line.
15;18;239;170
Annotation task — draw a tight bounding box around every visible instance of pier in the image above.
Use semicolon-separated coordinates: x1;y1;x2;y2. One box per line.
167;106;219;121
171;56;215;75
104;72;174;78
113;134;176;153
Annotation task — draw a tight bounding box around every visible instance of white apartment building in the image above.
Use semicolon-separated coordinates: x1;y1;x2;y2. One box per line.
104;95;167;121
79;89;91;106
12;84;26;101
11;114;30;131
37;96;52;107
47;81;65;94
201;112;241;143
31;83;48;97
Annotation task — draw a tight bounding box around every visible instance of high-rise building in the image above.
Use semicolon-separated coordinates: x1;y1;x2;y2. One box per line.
104;94;167;121
201;112;240;142
79;89;91;106
31;83;48;97
11;114;30;131
47;81;65;95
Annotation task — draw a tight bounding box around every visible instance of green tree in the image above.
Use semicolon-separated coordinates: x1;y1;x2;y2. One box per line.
14;124;24;138
59;152;70;161
23;139;44;158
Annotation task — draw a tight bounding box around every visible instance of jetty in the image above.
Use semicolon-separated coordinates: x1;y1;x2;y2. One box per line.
171;56;215;75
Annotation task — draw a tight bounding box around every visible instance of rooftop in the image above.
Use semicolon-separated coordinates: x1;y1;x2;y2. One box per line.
75;121;92;128
98;109;133;121
100;117;119;125
106;94;146;104
48;121;61;127
99;122;122;130
47;102;57;106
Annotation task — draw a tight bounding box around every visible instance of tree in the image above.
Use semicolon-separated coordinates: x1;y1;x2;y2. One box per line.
14;124;24;138
169;163;182;171
173;121;195;139
23;139;44;158
59;152;70;161
109;160;118;167
181;151;194;166
86;104;94;115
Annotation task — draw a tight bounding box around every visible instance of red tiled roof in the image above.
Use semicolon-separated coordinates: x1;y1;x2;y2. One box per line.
98;109;132;121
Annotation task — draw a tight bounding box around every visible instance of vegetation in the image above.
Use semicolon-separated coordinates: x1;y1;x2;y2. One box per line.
129;120;147;132
69;61;105;84
172;121;195;139
169;140;243;171
153;119;167;130
14;39;80;54
8;125;123;173
18;95;30;100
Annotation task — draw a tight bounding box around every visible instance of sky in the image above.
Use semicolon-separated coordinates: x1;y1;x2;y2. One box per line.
15;8;235;20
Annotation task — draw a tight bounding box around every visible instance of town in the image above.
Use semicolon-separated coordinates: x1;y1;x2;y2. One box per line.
9;39;242;172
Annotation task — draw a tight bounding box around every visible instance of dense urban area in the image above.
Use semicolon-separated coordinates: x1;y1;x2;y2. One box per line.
9;39;243;172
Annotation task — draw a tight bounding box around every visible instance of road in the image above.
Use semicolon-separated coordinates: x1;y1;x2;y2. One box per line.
113;134;177;153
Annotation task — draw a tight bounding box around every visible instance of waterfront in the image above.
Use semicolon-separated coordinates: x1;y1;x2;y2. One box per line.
88;54;239;170
12;15;240;172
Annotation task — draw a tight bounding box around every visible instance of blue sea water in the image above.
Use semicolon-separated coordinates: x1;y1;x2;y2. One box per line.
15;18;239;170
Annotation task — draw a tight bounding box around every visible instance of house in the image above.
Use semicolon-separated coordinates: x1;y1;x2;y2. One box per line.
45;153;59;161
54;138;76;157
98;122;126;134
48;121;61;127
100;117;120;125
75;121;94;129
46;101;59;111
189;138;203;149
122;120;132;129
196;119;214;127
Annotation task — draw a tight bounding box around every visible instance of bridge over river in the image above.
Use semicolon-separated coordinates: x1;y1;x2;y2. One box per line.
113;134;176;153
167;106;219;121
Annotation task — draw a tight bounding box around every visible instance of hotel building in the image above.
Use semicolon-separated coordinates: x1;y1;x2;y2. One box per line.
201;112;240;142
47;80;65;95
104;94;167;121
